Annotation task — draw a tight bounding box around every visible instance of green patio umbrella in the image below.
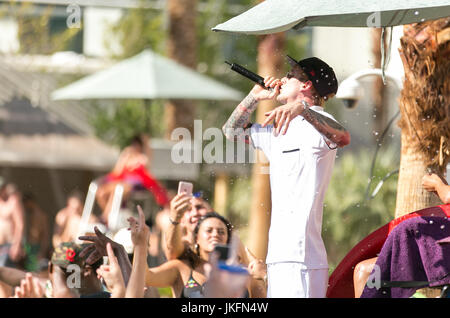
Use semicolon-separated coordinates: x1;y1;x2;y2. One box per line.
51;49;243;101
212;0;450;34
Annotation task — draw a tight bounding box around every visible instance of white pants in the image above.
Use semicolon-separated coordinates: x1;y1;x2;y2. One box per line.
267;262;329;298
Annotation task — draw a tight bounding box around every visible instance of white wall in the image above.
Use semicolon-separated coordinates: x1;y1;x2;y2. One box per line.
312;26;405;150
83;6;123;57
0;17;20;53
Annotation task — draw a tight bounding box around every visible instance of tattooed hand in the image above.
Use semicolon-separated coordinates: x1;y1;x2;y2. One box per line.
250;76;281;101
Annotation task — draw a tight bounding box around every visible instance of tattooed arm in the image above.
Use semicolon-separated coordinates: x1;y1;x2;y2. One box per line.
302;105;351;148
223;77;281;143
262;100;350;148
222;93;258;144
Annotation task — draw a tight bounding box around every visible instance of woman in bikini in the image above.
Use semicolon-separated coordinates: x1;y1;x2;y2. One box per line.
124;208;264;298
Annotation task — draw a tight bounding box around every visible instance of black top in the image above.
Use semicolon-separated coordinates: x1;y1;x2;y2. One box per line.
181;271;204;298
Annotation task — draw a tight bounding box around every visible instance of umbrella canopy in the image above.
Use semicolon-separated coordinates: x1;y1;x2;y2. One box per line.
52;49;244;101
212;0;450;34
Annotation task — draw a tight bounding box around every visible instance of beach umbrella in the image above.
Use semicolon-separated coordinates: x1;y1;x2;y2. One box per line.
212;0;450;34
52;49;243;101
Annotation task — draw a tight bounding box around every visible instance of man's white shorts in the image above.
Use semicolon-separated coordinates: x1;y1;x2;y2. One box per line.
267;262;329;298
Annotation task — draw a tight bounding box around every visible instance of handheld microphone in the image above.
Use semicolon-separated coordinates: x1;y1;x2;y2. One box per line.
225;61;272;91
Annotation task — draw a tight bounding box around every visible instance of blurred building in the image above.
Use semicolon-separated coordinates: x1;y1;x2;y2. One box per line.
0;0;200;221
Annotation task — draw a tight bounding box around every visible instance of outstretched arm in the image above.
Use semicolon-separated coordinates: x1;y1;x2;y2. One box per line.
422;173;450;204
163;193;191;260
79;227;132;285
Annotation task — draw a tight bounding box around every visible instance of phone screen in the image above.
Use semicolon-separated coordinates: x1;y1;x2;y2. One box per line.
178;181;193;196
214;244;230;262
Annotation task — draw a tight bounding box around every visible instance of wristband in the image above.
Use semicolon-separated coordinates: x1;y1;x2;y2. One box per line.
169;217;180;225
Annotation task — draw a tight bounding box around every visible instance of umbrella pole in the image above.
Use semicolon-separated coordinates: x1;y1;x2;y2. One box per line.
144;99;152;135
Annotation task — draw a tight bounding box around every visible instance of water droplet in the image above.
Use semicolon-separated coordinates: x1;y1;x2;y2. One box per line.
429;220;434;224
414;11;419;15
440;225;445;229
373;131;379;136
420;18;425;22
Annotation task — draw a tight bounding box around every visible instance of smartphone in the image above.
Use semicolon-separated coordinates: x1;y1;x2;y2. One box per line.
178;181;193;196
214;244;230;262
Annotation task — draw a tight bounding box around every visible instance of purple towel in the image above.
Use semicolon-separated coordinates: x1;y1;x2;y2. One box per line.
361;216;450;298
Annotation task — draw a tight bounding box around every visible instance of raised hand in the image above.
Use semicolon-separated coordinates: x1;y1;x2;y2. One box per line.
79;226;121;265
245;247;267;281
250;76;281;101
128;205;150;248
169;193;192;224
96;243;125;298
13;273;44;298
262;101;305;135
422;173;445;192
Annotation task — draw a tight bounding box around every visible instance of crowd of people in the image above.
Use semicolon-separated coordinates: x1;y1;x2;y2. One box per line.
0;131;267;298
0;54;448;299
0;176;267;298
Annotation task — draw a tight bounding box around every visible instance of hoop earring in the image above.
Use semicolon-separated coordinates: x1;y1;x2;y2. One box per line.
195;244;199;255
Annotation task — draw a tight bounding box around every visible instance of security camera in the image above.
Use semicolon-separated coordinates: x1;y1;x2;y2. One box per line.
336;78;364;109
340;98;359;109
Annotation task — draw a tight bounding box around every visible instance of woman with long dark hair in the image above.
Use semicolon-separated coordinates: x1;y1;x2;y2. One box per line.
124;208;262;298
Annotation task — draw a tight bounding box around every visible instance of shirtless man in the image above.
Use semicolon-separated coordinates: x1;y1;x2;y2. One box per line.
0;182;25;297
52;191;98;247
0;182;25;268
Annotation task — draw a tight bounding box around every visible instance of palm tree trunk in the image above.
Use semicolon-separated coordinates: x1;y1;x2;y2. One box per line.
165;0;197;136
248;32;285;260
395;18;450;217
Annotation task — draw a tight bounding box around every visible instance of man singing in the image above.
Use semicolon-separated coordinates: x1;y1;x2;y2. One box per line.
222;56;350;298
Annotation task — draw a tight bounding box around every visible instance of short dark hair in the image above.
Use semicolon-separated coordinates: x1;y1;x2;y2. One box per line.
67;189;84;202
130;135;143;148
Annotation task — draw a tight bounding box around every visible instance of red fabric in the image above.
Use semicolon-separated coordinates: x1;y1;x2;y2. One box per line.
106;165;169;206
326;204;450;298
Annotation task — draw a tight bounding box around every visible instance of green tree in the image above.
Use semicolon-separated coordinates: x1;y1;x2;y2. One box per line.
9;3;82;55
323;147;399;271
